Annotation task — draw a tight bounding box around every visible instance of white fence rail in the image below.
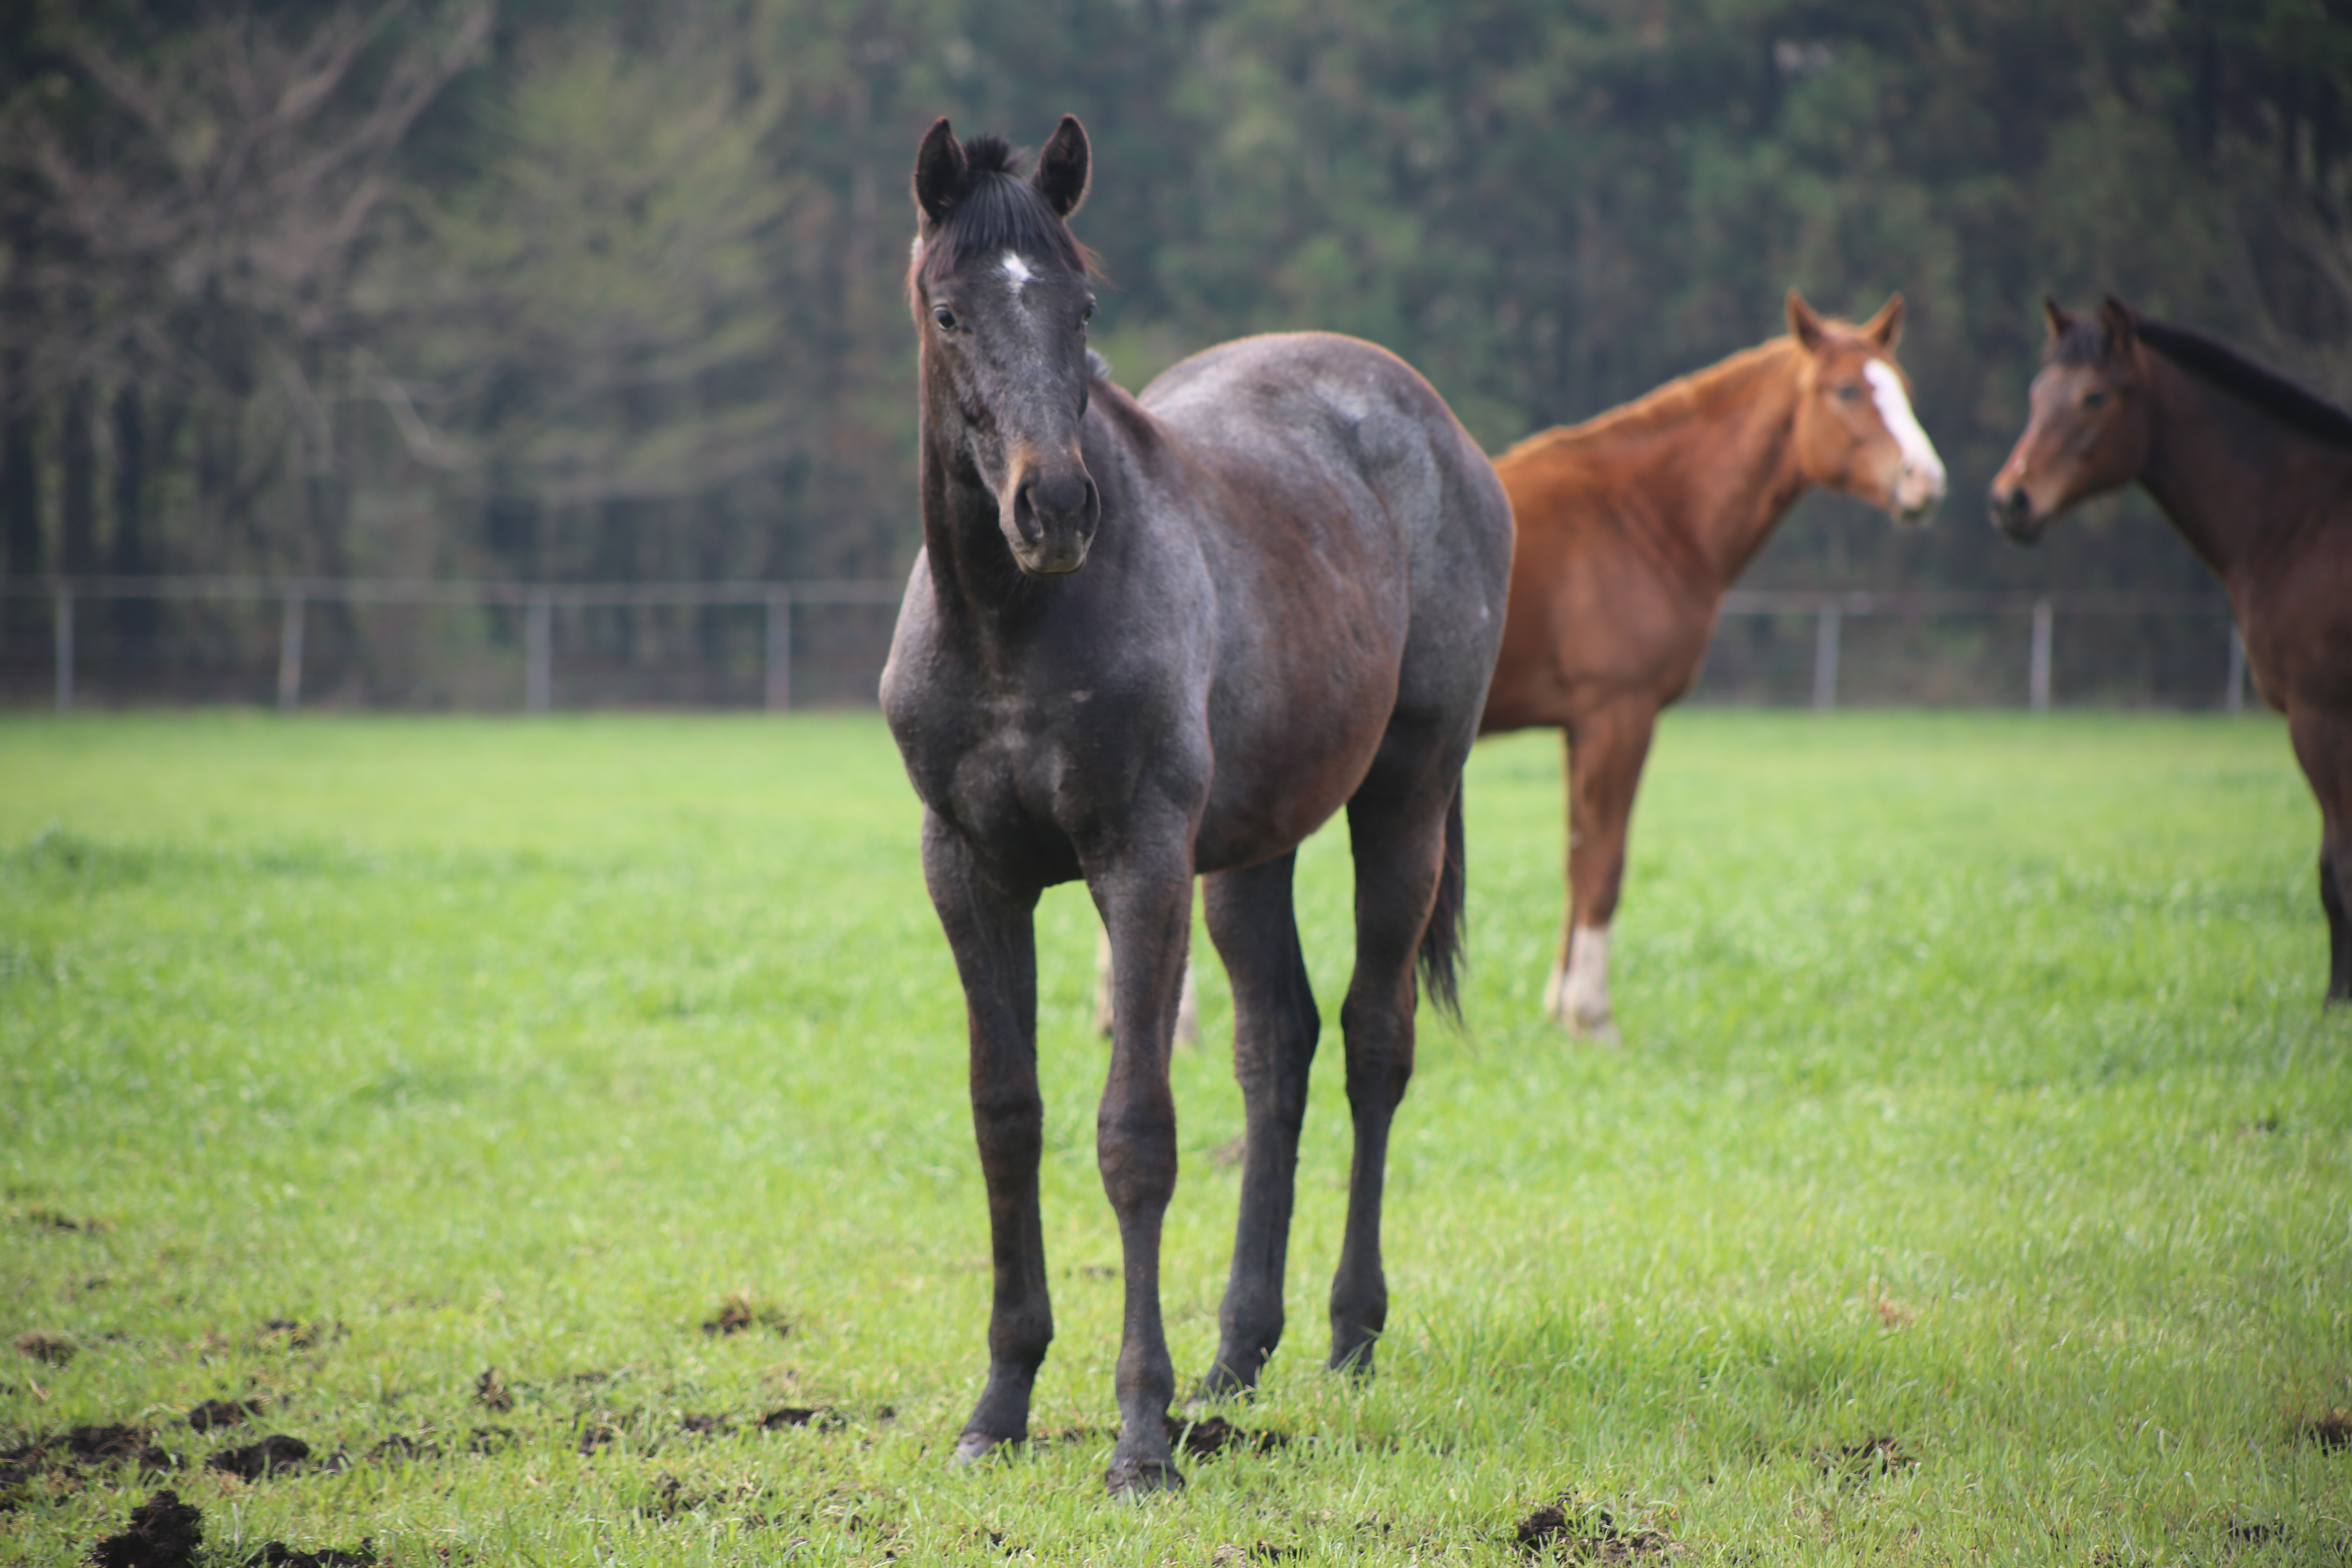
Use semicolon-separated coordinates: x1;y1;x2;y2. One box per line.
1;577;2248;714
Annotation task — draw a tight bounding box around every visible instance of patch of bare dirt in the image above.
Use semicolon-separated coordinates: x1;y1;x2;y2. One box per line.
88;1488;203;1568
1513;1497;1677;1563
15;1329;80;1365
1210;1543;1297;1563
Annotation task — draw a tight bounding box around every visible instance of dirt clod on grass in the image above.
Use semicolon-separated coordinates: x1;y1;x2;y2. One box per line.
204;1435;312;1480
186;1399;263;1432
14;1207;111;1233
88;1488;203;1568
1514;1498;1675;1562
2301;1409;2352;1451
700;1291;789;1338
15;1329;80;1365
1817;1437;1918;1480
254;1320;339;1351
473;1368;514;1412
760;1406;846;1432
1167;1414;1287;1460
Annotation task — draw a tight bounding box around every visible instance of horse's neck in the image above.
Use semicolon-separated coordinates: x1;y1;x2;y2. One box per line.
1604;345;1809;585
917;447;1038;632
2138;358;2314;584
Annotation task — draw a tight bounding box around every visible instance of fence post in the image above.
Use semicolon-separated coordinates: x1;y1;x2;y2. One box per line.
765;592;791;713
2028;598;2053;714
2225;626;2246;714
1811;604;1841;711
526;593;552;714
53;587;73;713
277;591;306;713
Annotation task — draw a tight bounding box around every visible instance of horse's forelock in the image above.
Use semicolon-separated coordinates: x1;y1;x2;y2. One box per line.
2049;318;2114;368
915;163;1095;290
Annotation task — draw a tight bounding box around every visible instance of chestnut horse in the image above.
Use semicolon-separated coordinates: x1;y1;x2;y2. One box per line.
1991;297;2352;1004
1479;292;1947;1037
880;117;1512;1494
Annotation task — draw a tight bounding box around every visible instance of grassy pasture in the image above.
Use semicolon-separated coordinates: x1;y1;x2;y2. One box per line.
0;710;2345;1566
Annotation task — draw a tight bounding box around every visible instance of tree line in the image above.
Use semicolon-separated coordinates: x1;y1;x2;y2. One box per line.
1;0;2346;630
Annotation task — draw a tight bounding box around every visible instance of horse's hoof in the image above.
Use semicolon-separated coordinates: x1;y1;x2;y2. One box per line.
1573;1014;1621;1045
952;1430;1012;1466
1191;1361;1259;1405
1104;1456;1185;1497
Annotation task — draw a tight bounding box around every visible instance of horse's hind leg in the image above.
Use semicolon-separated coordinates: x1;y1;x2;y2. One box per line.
920;817;1054;1464
1196;852;1318;1399
1327;774;1459;1376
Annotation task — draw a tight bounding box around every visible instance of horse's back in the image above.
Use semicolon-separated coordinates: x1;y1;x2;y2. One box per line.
1139;331;1510;617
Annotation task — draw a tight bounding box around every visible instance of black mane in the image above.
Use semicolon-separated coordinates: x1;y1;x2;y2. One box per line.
2137;318;2352;450
2058;311;2352;450
915;135;1091;287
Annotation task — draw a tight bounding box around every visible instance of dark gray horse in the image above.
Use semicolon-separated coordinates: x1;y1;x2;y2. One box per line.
880;115;1512;1495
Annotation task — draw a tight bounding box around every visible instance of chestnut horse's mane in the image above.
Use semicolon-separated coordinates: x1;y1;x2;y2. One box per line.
2057;312;2352;452
1497;338;1798;462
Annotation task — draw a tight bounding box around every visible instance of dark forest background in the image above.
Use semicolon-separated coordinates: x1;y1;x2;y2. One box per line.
1;0;2348;702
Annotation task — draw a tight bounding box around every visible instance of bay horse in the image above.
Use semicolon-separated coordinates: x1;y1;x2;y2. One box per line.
1478;293;1947;1037
879;116;1512;1494
1991;296;2352;1004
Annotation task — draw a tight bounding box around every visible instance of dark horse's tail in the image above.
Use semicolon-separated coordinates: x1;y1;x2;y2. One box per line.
1417;783;1468;1021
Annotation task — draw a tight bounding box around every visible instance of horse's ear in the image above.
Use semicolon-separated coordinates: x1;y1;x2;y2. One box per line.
1032;114;1090;219
2098;294;2139;358
2042;296;2074;340
1786;289;1829;353
913;117;967;227
1861;293;1904;350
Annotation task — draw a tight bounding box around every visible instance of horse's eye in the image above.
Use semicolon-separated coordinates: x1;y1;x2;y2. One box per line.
1082;299;1095;325
1835;383;1863;403
932;305;957;332
2083;390;2109;409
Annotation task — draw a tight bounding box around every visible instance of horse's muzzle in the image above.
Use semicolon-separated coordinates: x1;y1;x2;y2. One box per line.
1007;465;1101;575
1987;483;2045;545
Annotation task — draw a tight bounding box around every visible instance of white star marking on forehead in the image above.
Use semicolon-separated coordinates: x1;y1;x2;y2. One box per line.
1000;252;1036;291
1863;360;1946;485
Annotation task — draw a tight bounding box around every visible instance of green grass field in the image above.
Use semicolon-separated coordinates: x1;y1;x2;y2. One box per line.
1;710;2345;1566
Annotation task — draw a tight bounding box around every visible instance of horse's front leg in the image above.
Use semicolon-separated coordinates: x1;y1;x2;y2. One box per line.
1091;849;1197;1494
1547;700;1658;1041
921;814;1051;1464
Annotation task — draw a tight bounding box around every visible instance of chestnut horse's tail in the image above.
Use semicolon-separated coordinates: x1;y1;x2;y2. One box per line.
1417;782;1468;1021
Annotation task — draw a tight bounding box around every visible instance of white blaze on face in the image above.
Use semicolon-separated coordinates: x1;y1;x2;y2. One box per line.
1000;251;1036;296
1863;359;1947;511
